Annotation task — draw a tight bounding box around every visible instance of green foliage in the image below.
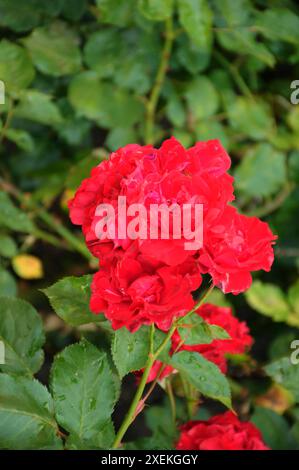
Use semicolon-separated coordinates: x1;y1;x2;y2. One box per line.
112;326;151;378
0;297;44;375
265;358;299;403
51;340;119;448
1;0;299;451
42;275;100;326
0;374;62;449
171;351;232;408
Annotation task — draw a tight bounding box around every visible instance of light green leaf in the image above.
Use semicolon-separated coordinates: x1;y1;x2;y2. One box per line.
15;90;63;126
112;326;150;378
184;76;219;120
0;374;62;449
195;121;229;149
0;296;45;375
105;127;137;151
42;275;101;327
227;97;274;140
288;280;299;316
51;340;120;443
171;351;232;408
178;313;230;346
0;234;17;258
255;8;299;45
68;71;144;128
138;0;173;21
84;29;121;78
0;191;35;233
265;357;299;402
178;0;213;52
95;0;135;26
234;143;286;198
0;40;35;93
66;419;115;450
23;21;81;77
245;281;290;322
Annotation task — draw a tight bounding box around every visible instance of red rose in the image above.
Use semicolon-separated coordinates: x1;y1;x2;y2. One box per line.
69;137;234;265
90;244;201;331
199;205;276;294
176;411;269;450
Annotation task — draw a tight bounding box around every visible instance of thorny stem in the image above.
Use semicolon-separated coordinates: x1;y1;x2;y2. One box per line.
166;379;176;425
112;283;214;449
145;16;174;145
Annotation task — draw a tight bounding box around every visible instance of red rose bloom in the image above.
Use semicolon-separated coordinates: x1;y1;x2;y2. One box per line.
176;411;269;450
90;243;201;331
199;205;276;294
69;137;234;266
69;137;276;330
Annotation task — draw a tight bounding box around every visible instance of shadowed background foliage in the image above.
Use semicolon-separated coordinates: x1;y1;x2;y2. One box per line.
0;0;299;450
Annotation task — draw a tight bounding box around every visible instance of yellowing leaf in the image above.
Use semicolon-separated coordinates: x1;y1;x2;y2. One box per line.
12;254;44;280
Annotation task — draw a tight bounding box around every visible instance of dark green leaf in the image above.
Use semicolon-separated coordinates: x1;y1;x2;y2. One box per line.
178;0;213;52
171;351;232;408
0;191;35;233
51;340;120;443
0;374;62;449
265;357;299;402
42;275;101;326
23;21;81;77
138;0;173;21
112;325;150;378
0;296;45;375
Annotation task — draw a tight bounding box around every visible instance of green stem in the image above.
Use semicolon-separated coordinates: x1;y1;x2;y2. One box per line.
112;323;177;449
145;16;174;145
214;51;252;99
166;379;176;425
112;282;215;448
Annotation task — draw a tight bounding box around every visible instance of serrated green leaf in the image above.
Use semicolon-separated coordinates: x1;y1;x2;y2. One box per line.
171;351;232;408
234;143;286;198
0;40;35;93
178;313;230;346
0;191;34;233
23;21;81;77
51;340;120;442
42;275;101;326
112;325;150;378
245;281;290;322
138;0;173;21
0;374;62;449
265;357;299;402
0;296;45;375
66;419;115;450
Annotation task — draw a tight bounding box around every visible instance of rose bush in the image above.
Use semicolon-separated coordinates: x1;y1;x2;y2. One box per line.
1;0;299;453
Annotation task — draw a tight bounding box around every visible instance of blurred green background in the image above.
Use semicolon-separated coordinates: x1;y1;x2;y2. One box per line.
1;0;299;449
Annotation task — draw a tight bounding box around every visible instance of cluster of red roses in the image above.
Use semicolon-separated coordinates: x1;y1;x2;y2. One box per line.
69;137;276;332
69;137;274;450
